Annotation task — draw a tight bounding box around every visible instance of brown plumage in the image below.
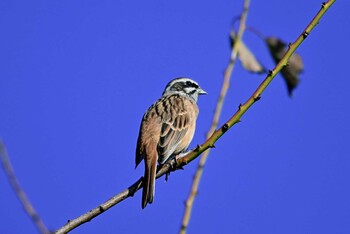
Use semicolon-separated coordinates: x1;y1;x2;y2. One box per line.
136;78;206;208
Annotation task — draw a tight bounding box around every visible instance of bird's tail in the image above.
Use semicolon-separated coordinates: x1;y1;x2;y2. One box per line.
142;153;157;209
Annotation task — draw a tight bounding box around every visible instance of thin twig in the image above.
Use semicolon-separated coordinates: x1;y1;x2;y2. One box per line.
179;0;251;233
0;140;50;234
55;1;335;232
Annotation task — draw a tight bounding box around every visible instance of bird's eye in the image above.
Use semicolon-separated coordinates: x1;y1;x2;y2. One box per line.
186;81;192;86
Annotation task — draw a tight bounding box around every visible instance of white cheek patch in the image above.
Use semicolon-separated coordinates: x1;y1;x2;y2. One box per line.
184;87;196;94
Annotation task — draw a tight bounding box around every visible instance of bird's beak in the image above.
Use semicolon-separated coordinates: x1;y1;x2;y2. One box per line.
198;88;207;95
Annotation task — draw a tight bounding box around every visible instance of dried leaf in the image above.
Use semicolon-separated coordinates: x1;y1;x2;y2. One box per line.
265;37;304;96
230;31;266;74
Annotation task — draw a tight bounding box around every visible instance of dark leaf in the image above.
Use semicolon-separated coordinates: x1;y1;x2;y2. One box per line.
265;37;304;96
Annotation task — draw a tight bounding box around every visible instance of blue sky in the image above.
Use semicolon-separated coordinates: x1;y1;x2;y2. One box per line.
1;1;349;233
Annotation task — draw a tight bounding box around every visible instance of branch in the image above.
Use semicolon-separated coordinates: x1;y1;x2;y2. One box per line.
180;0;251;233
0;140;50;234
175;0;335;168
55;1;335;232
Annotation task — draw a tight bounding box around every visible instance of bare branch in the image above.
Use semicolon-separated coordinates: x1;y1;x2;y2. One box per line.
180;1;251;233
0;140;50;234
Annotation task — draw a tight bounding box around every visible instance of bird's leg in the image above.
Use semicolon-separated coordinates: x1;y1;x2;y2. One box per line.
174;149;192;170
164;150;192;181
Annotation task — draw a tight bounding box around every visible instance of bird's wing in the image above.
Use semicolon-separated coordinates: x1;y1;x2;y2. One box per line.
157;95;191;164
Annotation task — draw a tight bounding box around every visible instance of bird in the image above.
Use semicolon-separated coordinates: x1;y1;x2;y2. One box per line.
135;77;207;209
